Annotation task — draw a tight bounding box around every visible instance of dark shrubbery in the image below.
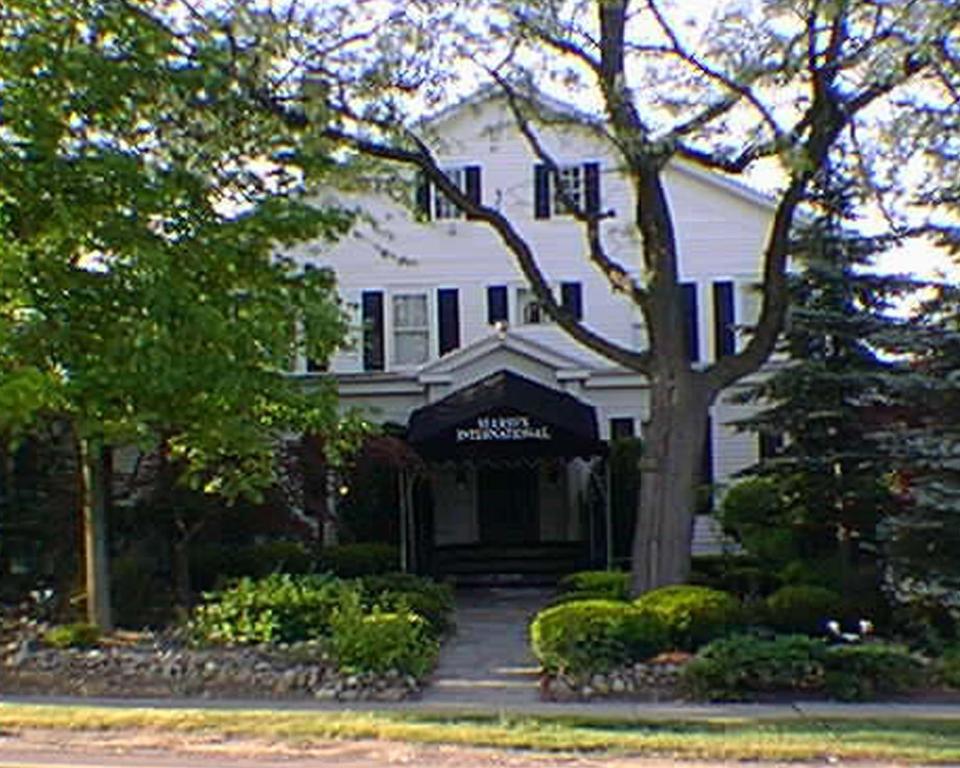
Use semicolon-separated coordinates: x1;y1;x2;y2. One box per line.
824;643;926;701
681;634;826;700
318;543;399;577
358;573;455;637
633;585;743;650
530;599;668;675
762;585;846;635
682;634;926;701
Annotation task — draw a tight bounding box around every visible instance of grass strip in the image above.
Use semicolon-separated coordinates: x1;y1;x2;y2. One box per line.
0;704;958;763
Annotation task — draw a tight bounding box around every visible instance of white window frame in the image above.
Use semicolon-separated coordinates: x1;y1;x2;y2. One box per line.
390;291;431;367
434;167;466;220
553;165;584;215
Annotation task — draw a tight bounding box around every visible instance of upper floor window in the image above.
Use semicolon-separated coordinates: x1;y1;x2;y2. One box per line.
534;161;601;219
416;165;482;221
392;293;429;366
517;287;548;325
554;166;584;215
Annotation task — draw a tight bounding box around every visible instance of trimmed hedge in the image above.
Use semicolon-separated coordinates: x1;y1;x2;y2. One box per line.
682;634;926;701
762;585;846;635
633;585;742;651
681;634;826;701
319;543;399;577
530;599;668;676
824;643;926;701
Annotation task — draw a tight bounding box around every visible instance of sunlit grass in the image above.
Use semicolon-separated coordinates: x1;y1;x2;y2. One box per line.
0;704;959;763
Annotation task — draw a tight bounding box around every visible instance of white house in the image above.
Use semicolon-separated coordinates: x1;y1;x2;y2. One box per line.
291;92;773;581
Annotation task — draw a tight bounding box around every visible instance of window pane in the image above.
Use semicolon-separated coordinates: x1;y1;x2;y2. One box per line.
555;166;582;214
394;294;428;328
434;167;465;220
394;331;429;365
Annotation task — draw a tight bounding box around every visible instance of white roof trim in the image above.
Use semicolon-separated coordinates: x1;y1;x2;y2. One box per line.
417;328;594;379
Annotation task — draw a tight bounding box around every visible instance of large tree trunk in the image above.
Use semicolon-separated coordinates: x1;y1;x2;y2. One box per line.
631;373;711;595
79;437;112;630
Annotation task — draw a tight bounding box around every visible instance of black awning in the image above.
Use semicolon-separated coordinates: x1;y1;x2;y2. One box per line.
407;370;605;461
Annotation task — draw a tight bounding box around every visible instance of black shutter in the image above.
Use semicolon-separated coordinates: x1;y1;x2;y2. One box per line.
713;280;736;359
681;282;700;362
699;416;714;512
534;163;551;219
464;165;481;219
561;281;583;320
415;172;431;220
437;288;460;356
487;285;508;324
584;161;600;215
361;290;384;371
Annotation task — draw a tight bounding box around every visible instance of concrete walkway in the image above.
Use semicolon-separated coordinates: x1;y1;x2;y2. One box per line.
425;588;550;706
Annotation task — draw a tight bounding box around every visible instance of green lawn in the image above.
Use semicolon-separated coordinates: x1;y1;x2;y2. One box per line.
1;703;959;763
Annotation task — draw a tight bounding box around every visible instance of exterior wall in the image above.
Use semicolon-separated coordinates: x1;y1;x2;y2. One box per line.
287;93;780;555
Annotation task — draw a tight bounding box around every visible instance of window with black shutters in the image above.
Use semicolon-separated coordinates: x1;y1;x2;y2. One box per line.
437;288;460;356
713;280;736;359
610;417;635;440
415;165;482;220
533;162;601;219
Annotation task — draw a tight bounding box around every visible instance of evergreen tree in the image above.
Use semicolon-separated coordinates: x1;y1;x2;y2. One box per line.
726;170;918;592
882;286;960;621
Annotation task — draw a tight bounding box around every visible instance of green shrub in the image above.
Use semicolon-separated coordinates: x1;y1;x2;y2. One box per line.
358;573;455;637
329;592;438;678
681;634;827;701
43;622;101;649
550;589;629;607
690;555;781;599
189;540;315;591
824;643;926;701
938;646;960;689
190;573;355;646
530;599;668;676
762;585;846;635
558;571;630;600
633;585;742;650
319;543;399;577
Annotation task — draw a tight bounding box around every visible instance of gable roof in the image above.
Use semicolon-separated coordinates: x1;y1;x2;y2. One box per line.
420;85;780;214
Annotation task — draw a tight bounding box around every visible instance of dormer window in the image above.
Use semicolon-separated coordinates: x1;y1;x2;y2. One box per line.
416;165;482;221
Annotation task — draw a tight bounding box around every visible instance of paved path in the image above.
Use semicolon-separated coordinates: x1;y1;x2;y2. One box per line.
425;588;551;706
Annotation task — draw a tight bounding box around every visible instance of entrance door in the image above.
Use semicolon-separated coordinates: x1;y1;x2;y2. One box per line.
477;465;539;544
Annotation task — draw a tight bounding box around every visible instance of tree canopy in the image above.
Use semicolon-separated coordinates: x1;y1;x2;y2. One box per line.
0;0;356;625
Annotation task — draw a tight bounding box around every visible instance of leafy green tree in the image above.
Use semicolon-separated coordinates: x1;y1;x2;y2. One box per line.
0;0;353;627
136;0;959;593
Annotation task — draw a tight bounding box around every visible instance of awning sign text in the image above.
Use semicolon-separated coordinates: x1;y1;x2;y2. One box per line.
455;415;551;443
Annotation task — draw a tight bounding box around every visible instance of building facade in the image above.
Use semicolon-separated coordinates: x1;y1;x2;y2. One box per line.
291;93;774;580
